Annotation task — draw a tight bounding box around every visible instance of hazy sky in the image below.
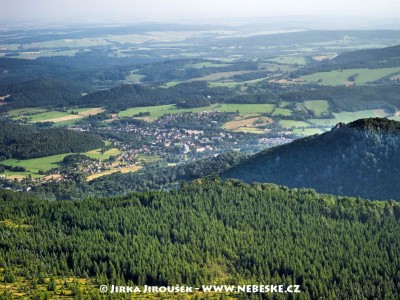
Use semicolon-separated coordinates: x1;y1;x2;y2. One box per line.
2;0;400;24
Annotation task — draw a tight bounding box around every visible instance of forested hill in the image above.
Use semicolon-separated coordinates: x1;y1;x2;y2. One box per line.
223;118;400;201
1;180;400;299
302;44;400;73
0;124;103;160
0;78;86;110
329;44;400;68
77;81;233;111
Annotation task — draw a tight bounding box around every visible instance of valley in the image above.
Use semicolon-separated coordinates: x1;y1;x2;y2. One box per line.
1;19;400;299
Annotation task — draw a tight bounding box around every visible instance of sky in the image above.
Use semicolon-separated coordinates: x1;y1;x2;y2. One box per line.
1;0;400;24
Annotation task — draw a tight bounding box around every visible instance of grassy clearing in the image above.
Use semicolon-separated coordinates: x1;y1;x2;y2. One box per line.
186;62;231;68
50;119;81;127
232;127;265;134
12;107;104;123
1;153;69;176
189;70;255;81
304;100;330;117
300;67;400;85
333;109;389;124
7;107;47;117
136;154;161;163
125;72;145;83
272;108;292;116
161;81;182;88
84;148;121;160
0;148;120;179
223;116;272;131
279;120;311;129
23;111;72;122
268;56;307;65
259;63;295;72
309;109;389;127
293;128;325;136
118;103;276;119
208;77;269;88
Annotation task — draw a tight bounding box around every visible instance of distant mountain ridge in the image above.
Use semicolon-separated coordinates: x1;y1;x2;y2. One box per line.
222;118;400;200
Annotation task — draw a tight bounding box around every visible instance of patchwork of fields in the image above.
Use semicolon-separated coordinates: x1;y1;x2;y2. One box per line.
301;67;400;85
0;148;122;179
10;107;105;123
117;100;395;137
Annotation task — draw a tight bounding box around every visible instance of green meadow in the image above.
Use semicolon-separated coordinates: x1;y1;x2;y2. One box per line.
1;153;69;177
279;120;311;129
301;67;400;85
11;107;100;122
293;127;325;136
304;100;330;117
1;148;121;178
118;103;276;119
272;108;293;116
309;109;389;127
84;148;121;160
185;62;232;68
268;56;307;65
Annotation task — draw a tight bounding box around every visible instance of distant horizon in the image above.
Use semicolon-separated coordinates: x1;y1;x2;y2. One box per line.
2;0;400;30
1;15;400;31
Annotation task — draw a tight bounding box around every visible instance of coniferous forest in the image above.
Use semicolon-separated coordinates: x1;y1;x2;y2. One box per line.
1;13;400;300
1;180;400;299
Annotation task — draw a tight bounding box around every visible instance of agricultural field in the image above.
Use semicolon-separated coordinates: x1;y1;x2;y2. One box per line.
87;165;142;181
12;108;104;123
293;127;325;136
304;100;331;117
118;103;276;119
185;62;232;68
279;120;311;129
223;116;272;132
300;67;400;85
272;108;292;116
161;81;182;88
7;107;48;117
208;77;269;88
0;148;121;179
268;55;308;65
309;109;390;127
1;153;69;178
84;148;121;160
189;70;256;81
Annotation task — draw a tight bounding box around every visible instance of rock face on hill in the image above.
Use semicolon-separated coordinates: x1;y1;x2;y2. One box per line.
222;118;400;200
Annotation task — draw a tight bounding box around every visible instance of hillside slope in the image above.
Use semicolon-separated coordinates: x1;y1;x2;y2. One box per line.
324;44;400;69
1;180;400;299
0;124;103;160
223;118;400;200
0;78;86;110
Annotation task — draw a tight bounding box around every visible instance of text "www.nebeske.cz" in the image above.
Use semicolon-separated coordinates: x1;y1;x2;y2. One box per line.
100;284;301;293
